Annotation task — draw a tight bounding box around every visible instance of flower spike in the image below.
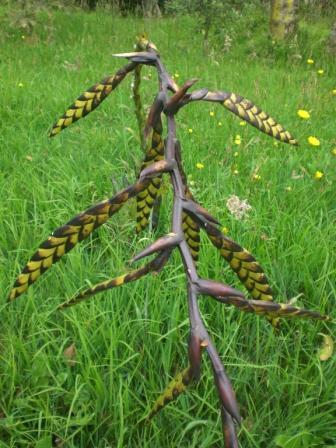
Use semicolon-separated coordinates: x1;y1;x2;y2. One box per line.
203;223;274;301
183;199;222;226
175;141;201;261
49;62;136;137
147;367;193;420
61;250;170;308
211;295;329;321
136;103;165;233
9;180;150;301
203;91;298;145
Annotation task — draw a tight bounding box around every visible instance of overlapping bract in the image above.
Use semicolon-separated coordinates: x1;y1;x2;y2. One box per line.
213;294;328;321
136;120;164;233
204;91;298;145
9;181;148;300
147;367;193;420
49;63;136;137
62;250;169;307
182;212;201;261
175;144;201;261
204;224;273;302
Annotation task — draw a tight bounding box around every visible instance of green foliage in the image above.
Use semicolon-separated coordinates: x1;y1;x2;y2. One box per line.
274;432;324;448
165;0;335;62
165;0;246;46
0;0;67;41
299;0;336;17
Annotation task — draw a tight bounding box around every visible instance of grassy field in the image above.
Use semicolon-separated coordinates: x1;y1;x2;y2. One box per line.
1;5;335;448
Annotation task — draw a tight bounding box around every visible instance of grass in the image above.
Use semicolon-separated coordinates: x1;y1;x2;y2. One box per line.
0;5;335;447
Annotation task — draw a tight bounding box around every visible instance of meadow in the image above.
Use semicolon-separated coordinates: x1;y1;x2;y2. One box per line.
0;5;335;447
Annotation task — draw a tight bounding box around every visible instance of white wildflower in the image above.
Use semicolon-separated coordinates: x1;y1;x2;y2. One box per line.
226;195;252;220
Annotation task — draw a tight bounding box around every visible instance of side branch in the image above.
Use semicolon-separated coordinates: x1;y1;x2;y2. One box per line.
49;62;137;137
203;223;274;302
61;249;170;307
136;93;165;233
9;180;150;301
210;294;329;321
202;90;298;145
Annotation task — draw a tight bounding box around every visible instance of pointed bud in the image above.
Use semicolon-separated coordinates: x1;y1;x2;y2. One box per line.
144;93;164;137
112;51;157;64
197;279;244;299
183;200;221;226
189;88;209;101
168;76;179;93
165;79;199;113
202;91;229;103
221;407;239;448
140;160;176;180
188;331;206;382
215;371;241;424
182;88;209;106
132;233;181;263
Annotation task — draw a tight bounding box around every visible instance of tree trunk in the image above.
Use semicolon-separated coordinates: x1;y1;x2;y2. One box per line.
270;0;299;40
76;0;98;10
142;0;161;17
328;22;336;53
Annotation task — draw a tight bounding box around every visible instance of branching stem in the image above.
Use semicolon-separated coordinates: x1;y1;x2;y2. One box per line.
10;36;329;448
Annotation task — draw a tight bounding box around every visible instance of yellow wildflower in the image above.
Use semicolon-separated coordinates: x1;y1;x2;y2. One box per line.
188;128;193;134
196;162;204;169
234;152;239;157
314;170;324;180
222;226;229;235
331;148;336;156
174;73;179;78
273;141;279;146
285;186;292;192
297;109;310;119
18;82;24;87
307;58;314;64
308;136;320;147
234;135;241;145
317;69;324;75
252;174;261;181
233;169;239;175
332;89;336;95
239;121;246;127
218;121;222;126
21;35;25;40
209;111;215;117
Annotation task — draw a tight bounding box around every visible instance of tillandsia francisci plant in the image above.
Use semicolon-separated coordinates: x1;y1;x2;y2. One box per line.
10;35;329;447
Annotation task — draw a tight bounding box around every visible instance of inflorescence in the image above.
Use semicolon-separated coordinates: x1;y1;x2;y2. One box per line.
10;36;329;447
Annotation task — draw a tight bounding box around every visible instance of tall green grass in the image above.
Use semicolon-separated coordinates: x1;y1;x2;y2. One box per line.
0;6;335;447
